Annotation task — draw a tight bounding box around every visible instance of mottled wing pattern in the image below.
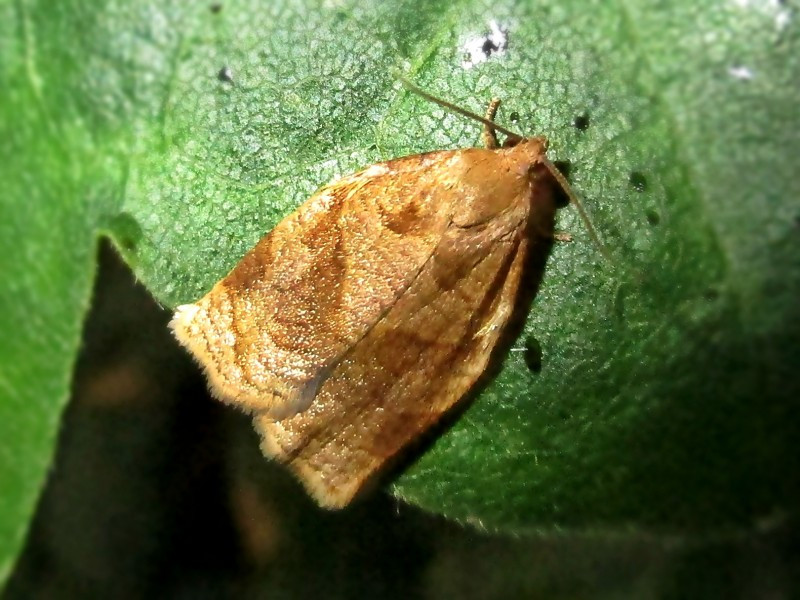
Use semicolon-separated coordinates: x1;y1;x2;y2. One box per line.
255;187;556;507
171;151;464;417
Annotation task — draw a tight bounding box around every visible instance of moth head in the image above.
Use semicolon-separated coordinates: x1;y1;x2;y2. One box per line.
496;136;551;181
398;75;611;260
502;133;547;151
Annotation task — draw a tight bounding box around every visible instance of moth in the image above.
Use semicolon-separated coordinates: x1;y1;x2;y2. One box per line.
170;82;597;508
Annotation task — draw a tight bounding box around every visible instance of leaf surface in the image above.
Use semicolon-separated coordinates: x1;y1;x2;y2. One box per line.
2;0;798;584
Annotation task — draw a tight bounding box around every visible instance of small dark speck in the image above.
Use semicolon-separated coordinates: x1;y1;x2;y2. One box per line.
210;3;222;13
524;337;543;373
629;171;647;192
646;209;660;226
118;235;136;252
572;113;590;131
482;39;500;55
218;66;233;83
704;287;720;301
552;161;572;208
509;111;520;123
107;212;142;254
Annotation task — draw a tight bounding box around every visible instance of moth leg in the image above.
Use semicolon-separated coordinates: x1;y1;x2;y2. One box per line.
475;268;520;338
482;98;502;149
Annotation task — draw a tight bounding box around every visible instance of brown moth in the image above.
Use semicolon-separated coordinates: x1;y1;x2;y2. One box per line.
170;83;593;508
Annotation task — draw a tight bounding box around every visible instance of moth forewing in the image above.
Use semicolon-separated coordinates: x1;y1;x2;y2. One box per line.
170;89;574;507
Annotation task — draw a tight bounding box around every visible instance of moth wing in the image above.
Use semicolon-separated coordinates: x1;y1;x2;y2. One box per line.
255;197;553;507
170;151;459;417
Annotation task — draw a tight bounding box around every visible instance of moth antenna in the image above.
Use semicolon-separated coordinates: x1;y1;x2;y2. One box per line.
398;74;612;261
398;76;524;140
541;157;613;262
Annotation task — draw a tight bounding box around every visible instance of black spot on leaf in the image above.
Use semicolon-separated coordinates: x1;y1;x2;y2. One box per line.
572;113;590;131
629;171;647;192
524;337;543;373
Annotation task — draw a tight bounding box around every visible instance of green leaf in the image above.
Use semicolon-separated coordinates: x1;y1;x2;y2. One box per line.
2;0;799;583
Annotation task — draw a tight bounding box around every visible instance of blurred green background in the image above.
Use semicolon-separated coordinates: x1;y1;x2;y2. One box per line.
1;0;798;597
